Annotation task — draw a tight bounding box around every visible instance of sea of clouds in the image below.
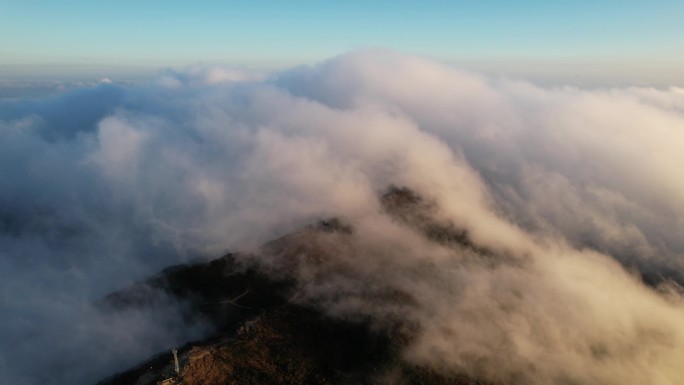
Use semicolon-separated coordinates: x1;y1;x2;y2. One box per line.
2;51;684;385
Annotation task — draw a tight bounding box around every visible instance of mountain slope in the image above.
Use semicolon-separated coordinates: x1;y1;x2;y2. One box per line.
96;188;496;385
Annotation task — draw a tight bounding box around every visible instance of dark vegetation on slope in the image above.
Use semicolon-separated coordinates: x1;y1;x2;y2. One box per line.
381;186;481;251
96;188;496;385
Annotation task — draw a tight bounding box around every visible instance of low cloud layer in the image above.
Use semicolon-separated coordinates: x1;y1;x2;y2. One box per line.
1;51;684;384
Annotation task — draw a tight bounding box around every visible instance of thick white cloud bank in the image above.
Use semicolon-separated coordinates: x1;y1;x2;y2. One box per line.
1;51;684;384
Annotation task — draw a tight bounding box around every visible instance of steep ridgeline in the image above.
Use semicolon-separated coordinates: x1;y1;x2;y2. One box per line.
96;187;496;385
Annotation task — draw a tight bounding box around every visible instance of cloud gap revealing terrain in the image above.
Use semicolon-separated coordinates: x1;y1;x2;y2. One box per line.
2;51;684;385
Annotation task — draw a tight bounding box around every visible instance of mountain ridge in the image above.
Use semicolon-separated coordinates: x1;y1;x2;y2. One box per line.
95;187;494;385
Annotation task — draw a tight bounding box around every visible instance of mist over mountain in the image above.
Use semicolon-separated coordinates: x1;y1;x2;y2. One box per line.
2;51;684;385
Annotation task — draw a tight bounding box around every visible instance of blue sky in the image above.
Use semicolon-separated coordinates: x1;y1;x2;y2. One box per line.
1;1;683;82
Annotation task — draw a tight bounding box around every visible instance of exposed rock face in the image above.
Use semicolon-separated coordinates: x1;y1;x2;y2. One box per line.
96;188;494;385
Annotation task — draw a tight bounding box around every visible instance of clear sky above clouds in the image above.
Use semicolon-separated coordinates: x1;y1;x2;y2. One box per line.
1;0;683;84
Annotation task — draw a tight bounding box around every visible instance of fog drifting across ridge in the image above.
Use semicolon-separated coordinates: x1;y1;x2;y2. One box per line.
1;51;684;384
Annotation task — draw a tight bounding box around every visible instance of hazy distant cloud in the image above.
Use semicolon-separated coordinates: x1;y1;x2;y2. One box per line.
157;65;266;88
2;51;684;385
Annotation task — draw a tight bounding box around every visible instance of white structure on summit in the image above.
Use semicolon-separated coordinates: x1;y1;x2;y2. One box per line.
172;348;180;377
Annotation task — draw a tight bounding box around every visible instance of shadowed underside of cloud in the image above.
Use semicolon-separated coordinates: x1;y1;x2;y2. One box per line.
1;50;684;385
